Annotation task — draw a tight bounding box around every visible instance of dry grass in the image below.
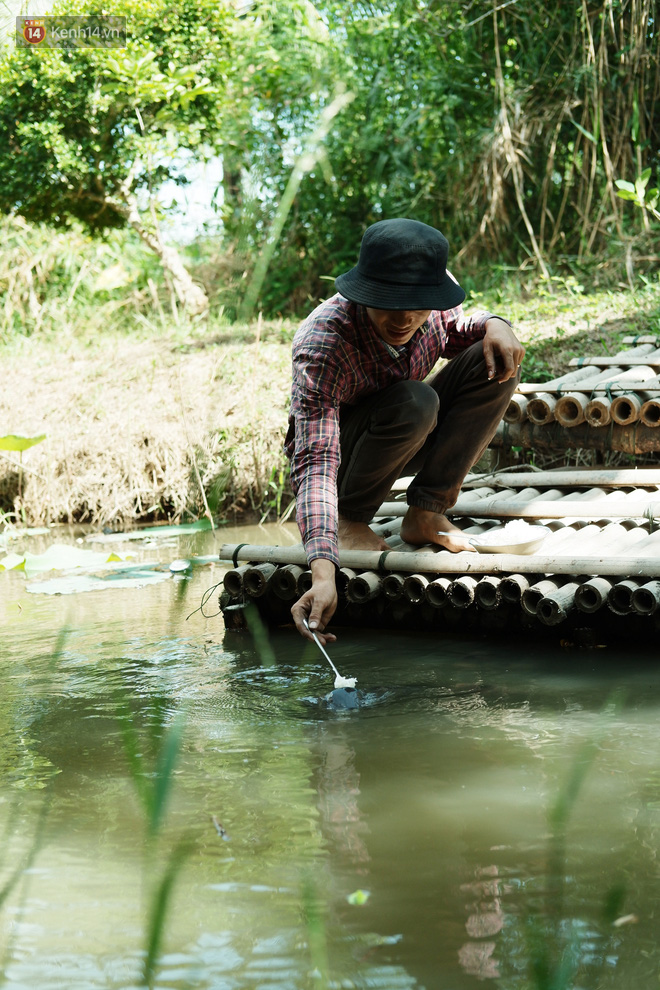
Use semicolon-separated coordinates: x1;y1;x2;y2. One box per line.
1;277;659;529
0;326;294;528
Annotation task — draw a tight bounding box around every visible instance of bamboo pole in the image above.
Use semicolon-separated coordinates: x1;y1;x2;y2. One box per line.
337;567;357;596
499;573;531;604
475;575;502;610
244;562;277;597
585;395;612;427
504;393;529;424
425;576;452;607
574;577;612;613
403;573;429;603
555;391;590;427
219;544;660;578
346;571;381;603
379;496;660;520
271;564;304;600
522;579;562;616
448;576;478;608
569;352;660;367
631;580;660;616
297;569;313;595
527;394;557;425
223;563;251;597
516;365;602;395
382;572;405;600
608;579;641;615
537;582;580;625
460;468;660;487
610;393;643;425
640;397;660;426
492;420;660;455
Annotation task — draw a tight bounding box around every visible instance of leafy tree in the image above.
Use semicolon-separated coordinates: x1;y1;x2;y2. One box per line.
0;0;239;314
233;0;660;314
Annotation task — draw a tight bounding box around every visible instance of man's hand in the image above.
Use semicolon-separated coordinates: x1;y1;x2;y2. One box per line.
291;558;338;644
483;318;525;384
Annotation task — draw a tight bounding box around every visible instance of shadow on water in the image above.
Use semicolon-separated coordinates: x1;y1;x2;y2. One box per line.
0;523;660;987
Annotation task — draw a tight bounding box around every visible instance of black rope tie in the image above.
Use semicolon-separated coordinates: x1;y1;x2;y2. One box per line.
231;543;249;568
377;550;392;573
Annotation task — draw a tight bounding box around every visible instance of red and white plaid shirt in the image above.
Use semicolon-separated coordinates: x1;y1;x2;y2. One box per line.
285;291;498;567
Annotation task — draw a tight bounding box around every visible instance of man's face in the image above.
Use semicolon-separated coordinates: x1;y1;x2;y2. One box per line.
366;308;431;348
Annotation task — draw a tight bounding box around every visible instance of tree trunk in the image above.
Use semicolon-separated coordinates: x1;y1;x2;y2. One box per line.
109;190;209;316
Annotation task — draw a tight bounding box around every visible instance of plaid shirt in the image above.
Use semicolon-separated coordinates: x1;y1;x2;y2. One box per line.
285;291;499;567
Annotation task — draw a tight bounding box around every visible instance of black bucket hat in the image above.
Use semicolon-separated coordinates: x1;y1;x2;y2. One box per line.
335;218;466;311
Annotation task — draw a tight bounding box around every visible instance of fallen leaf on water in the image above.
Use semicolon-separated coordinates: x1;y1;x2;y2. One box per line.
347;889;371;906
612;914;638;927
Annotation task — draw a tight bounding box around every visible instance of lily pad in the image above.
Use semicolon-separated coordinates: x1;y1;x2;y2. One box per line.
0;543;134;576
27;566;171;596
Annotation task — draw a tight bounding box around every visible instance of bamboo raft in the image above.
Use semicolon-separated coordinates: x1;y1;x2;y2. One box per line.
219;340;660;641
219;468;660;642
497;338;660;451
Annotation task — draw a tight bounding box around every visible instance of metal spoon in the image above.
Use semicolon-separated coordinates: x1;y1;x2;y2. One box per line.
303;619;357;689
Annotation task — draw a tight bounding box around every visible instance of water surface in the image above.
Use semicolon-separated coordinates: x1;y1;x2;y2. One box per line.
0;521;658;989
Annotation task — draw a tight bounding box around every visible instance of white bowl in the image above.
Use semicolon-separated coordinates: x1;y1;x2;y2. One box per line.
468;524;551;555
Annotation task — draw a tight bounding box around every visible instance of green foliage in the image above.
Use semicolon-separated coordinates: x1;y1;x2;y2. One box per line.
0;434;45;453
228;0;660;314
0;0;234;233
616;168;660;223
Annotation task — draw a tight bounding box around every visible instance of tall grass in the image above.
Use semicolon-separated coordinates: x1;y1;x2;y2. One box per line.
117;694;191;988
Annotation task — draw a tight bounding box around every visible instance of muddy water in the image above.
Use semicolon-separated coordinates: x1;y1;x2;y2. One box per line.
0;521;659;989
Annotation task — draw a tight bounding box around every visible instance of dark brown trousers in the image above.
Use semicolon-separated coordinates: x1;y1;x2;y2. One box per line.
336;340;519;522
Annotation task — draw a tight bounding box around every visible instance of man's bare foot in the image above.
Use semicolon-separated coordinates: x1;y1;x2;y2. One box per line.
338;517;390;551
400;505;476;553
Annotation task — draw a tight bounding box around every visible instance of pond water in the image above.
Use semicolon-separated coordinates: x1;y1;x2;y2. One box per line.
0;521;659;989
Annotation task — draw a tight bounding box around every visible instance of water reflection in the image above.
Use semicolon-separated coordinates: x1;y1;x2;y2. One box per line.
0;523;659;987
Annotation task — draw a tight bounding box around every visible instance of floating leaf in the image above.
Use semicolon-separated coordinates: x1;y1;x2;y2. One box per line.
0;434;46;452
0;543;134;576
347;889;371;906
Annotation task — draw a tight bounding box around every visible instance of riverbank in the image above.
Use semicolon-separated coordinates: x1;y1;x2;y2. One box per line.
2;280;659;529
